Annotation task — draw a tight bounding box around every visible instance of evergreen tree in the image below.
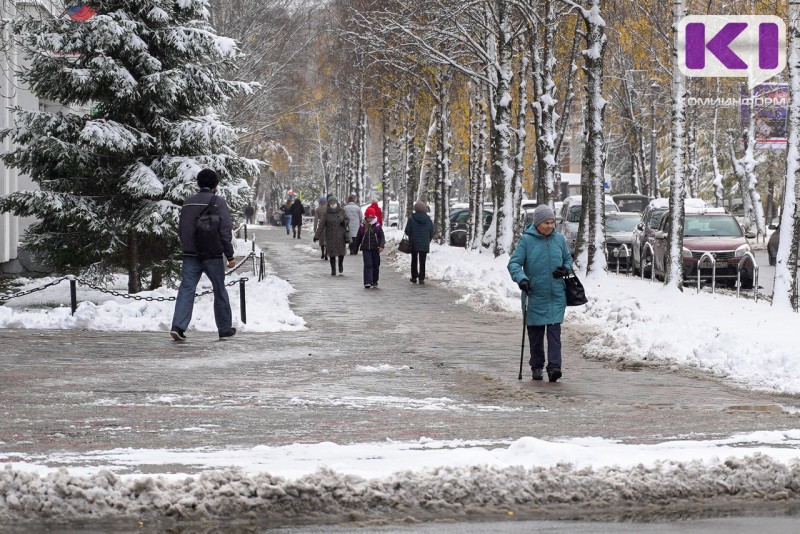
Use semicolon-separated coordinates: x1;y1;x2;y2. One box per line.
0;0;260;292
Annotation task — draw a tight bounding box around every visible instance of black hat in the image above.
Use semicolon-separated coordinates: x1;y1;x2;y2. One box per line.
197;168;219;188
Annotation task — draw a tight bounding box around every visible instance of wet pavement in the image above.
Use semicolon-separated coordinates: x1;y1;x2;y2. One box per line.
2;225;800;530
2;224;800;460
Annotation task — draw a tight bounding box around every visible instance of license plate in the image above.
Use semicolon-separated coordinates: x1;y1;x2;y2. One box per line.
715;262;728;268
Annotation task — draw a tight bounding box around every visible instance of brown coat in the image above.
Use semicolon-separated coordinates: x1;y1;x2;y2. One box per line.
314;205;350;257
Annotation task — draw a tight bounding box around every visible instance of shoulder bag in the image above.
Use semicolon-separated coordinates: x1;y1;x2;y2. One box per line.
398;235;412;254
564;271;588;306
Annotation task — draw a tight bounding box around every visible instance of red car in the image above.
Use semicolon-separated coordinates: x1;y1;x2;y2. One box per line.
651;210;755;288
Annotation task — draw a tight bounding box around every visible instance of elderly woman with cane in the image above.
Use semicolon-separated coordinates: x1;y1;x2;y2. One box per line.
507;204;572;382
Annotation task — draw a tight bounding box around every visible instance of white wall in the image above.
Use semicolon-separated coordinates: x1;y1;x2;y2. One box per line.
0;0;61;264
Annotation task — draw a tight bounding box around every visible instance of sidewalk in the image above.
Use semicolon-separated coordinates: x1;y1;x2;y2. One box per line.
1;224;799;462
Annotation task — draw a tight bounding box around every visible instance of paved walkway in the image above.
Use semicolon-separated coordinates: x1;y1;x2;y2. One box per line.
1;224;799;462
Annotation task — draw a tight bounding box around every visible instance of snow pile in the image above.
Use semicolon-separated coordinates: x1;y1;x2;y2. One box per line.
2;452;799;522
0;236;305;333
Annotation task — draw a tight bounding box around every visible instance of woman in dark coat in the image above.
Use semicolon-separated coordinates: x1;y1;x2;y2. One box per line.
314;196;350;276
404;201;434;284
289;198;305;239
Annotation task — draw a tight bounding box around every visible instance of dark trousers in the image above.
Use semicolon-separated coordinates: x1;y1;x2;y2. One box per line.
329;255;344;273
411;251;427;281
527;323;562;370
363;249;380;285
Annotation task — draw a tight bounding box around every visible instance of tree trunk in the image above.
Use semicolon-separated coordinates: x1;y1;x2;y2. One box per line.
471;83;489;250
490;0;515;257
435;70;452;244
127;232;141;294
711;80;724;207
665;0;686;290
773;0;800;309
575;0;608;276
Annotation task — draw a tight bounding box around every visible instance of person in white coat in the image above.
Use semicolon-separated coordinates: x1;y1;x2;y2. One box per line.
343;194;363;255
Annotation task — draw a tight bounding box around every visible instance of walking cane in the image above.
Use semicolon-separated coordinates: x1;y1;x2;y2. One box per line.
518;293;528;380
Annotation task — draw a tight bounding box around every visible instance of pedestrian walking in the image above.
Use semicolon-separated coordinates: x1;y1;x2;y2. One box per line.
281;198;293;235
170;168;237;341
343;194;363;255
368;198;384;226
355;207;385;288
314;197;327;260
404;201;434;285
314;196;350;275
244;204;255;225
290;197;305;239
506;204;572;383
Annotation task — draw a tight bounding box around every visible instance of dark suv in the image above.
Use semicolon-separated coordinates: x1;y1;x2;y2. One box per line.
651;211;754;288
449;208;492;247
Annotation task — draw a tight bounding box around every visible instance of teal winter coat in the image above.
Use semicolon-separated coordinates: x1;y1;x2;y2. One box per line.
404;212;434;253
507;225;573;326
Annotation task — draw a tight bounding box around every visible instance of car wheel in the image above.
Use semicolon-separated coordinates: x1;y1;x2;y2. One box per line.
740;275;755;290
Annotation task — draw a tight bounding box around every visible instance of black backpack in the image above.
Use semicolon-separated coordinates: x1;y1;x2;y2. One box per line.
195;195;224;260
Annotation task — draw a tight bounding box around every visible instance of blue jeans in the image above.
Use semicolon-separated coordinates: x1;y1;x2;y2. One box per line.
284;214;292;234
527;323;562;370
171;256;232;334
363;249;380;285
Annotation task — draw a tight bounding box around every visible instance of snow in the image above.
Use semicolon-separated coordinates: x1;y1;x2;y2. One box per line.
4;229;800;522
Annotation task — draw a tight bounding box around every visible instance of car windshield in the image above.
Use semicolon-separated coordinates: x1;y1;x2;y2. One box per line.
684;215;743;237
616;199;647;212
568;203;617;222
607;216;639;233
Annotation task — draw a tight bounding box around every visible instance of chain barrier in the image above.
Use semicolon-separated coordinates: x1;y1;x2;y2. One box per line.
0;276;72;303
0;252;257;305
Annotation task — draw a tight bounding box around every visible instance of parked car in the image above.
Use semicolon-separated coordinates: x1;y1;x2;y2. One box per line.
650;210;755;288
605;212;640;270
612;193;650;213
557;195;619;255
631;198;706;276
449;208;493;247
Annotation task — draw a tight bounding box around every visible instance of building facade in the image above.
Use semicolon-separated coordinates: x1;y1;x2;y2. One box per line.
1;1;62;272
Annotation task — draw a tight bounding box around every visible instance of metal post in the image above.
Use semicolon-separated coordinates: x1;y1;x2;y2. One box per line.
69;279;77;315
244;225;248;240
239;279;246;324
260;252;265;282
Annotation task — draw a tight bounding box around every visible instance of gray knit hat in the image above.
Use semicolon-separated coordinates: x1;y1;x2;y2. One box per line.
531;204;556;227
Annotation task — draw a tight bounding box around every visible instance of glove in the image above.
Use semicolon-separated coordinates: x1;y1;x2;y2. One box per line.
518;279;531;295
552;266;569;279
313;237;318;243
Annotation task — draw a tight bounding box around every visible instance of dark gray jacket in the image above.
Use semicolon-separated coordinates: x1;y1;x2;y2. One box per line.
179;187;234;260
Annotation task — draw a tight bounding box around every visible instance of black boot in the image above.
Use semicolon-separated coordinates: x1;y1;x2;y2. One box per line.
338;256;344;274
531;368;543;381
330;258;336;276
547;368;562;383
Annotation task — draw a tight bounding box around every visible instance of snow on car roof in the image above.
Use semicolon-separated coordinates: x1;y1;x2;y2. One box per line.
649;198;707;210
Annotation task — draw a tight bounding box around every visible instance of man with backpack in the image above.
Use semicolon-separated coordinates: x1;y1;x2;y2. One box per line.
170;168;237;341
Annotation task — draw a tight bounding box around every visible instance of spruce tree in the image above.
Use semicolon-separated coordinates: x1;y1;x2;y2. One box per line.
0;0;260;292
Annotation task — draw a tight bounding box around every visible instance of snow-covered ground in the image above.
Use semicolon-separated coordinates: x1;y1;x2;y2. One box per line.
2;228;800;523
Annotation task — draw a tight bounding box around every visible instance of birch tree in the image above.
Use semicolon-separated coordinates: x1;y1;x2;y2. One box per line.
664;0;686;290
774;0;800;309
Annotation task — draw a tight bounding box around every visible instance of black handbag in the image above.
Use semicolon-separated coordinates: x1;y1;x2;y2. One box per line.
398;235;412;254
564;272;588;306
